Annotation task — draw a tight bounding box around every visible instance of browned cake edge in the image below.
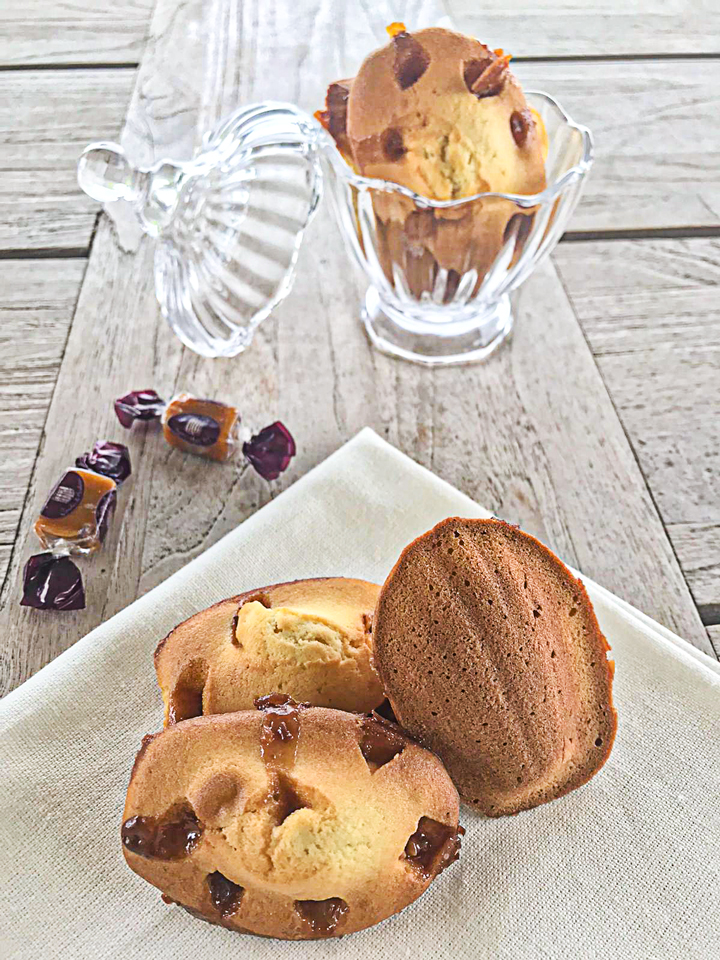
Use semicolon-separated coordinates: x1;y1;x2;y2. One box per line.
122;708;462;939
154;578;341;664
373;517;618;816
154;576;384;727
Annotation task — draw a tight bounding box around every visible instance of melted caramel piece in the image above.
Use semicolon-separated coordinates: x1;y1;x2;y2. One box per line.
404;816;462;879
161;393;239;462
381;127;406;162
207;871;244;917
393;31;430;90
386;21;406;38
255;693;303;766
359;714;407;770
375;699;399;724
464;50;510;99
295;898;349;936
510;109;532;148
169;686;203;724
122;805;201;860
168;660;208;724
34;469;117;554
255;694;310;823
320;80;353;159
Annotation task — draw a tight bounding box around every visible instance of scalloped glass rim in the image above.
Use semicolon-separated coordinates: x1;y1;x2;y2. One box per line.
319;90;593;208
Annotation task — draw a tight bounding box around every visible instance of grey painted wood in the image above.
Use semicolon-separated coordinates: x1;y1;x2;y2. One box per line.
6;0;720;65
554;238;720;636
0;259;86;586
5;58;720;252
443;0;720;57
1;0;154;67
0;69;135;252
0;0;713;697
666;523;720;621
513;60;720;234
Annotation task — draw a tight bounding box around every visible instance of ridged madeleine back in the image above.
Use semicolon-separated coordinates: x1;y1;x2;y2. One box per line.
373;518;617;816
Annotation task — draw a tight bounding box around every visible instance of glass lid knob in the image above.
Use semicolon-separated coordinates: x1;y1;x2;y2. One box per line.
77;142;138;203
78;102;323;358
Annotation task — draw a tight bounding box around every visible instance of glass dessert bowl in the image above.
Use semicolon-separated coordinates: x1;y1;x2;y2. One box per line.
77;31;591;366
321;90;592;365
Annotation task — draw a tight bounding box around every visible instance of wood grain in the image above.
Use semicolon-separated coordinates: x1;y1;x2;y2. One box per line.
0;259;86;586
5;57;720;252
443;0;720;58
514;59;720;234
0;69;134;252
0;0;713;696
554;238;720;628
5;0;720;67
666;522;720;621
1;0;154;67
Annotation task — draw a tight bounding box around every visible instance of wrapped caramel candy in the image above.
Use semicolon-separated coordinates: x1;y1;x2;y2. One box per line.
22;442;132;611
113;388;296;478
21;553;85;611
114;389;240;462
162;394;240;462
34;469;117;555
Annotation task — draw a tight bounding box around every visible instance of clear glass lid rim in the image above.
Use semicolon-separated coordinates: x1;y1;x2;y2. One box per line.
318;89;594;210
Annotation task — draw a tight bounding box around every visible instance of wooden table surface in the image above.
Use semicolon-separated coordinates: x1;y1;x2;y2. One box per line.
2;0;719;696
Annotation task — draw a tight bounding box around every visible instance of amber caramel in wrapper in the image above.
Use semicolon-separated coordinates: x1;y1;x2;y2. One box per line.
161;394;240;462
34;468;117;554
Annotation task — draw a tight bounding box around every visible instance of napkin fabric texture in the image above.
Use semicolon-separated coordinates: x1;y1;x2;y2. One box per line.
1;429;718;960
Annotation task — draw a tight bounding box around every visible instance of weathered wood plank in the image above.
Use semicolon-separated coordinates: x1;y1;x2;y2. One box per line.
5;0;720;67
0;0;713;696
0;0;154;67
514;60;720;234
0;259;86;585
554;238;720;511
666;522;720;618
444;0;720;57
554;238;720;627
707;624;720;655
0;69;134;251
5;58;720;252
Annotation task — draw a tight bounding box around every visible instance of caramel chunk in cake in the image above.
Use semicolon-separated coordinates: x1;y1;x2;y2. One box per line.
122;705;461;938
155;578;385;723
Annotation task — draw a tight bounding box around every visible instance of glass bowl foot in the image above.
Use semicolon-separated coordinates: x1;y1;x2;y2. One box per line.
361;288;513;366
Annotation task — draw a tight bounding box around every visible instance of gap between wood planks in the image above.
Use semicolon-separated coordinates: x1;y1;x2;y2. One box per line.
551;254;719;657
10;228;720;261
563;227;720;243
3;53;718;71
699;605;720;627
512;52;720;63
0;248;88;260
0;62;139;73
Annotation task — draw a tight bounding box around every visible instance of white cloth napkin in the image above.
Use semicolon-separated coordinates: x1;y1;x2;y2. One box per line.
2;429;719;960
